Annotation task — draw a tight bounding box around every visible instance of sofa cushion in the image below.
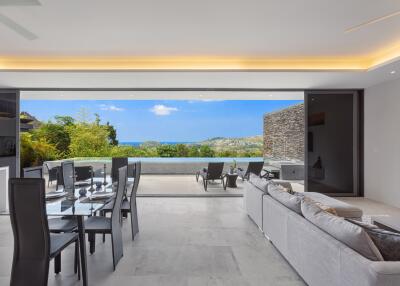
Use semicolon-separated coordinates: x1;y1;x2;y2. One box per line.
301;192;363;219
249;174;293;193
347;219;400;261
268;184;302;214
248;174;270;193
301;200;383;261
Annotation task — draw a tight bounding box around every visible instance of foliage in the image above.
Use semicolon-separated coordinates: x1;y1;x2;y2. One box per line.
20;133;58;168
20;111;263;168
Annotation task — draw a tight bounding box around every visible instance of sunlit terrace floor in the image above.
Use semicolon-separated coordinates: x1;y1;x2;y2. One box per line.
46;175;305;196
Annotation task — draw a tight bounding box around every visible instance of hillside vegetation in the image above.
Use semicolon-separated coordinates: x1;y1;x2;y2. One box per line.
21;112;263;167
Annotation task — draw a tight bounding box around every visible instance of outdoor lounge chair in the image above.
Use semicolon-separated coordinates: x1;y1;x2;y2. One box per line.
237;161;264;181
196;162;225;191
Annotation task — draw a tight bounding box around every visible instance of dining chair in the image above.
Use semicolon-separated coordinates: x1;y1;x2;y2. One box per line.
22;166;43;178
48;161;78;233
9;178;80;286
75;166;93;183
111;157;128;183
101;162;141;240
85;166;127;270
44;162;58;187
122;161;141;240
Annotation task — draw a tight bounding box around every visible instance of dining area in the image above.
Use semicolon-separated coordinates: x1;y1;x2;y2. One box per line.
10;158;141;286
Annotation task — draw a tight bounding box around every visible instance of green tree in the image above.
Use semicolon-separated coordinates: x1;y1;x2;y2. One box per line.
33;122;71;156
106;122;119;146
175;144;189;157
68;122;111;157
199;145;215;157
156;145;177;157
20;133;58;168
188;146;200;157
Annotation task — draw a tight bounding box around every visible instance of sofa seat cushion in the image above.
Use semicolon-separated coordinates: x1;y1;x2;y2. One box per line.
301;192;363;219
268;184;302;214
301;200;383;261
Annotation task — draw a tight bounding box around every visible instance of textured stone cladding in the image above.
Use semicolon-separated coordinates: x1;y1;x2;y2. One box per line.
263;103;304;161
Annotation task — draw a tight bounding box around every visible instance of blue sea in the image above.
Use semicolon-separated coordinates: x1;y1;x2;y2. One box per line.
120;142;194;147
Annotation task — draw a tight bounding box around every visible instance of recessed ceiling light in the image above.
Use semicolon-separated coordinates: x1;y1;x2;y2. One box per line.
390;70;396;74
268;94;273;97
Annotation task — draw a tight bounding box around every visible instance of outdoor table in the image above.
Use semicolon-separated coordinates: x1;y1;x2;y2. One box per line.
224;173;238;189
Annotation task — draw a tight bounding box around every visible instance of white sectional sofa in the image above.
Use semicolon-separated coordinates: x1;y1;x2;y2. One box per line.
244;175;400;286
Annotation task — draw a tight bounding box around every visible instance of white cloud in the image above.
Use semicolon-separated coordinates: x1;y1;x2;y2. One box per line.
99;104;125;111
150;104;178;116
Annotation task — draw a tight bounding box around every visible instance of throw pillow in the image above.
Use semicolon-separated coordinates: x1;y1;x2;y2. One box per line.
301;200;383;261
346;219;400;261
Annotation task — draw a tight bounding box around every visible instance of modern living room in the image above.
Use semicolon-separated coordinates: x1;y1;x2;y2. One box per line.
1;1;400;286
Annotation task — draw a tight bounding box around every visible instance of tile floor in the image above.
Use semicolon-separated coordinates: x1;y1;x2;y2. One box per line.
1;195;399;286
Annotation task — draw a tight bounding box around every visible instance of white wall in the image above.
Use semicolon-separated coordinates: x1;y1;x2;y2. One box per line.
365;77;400;208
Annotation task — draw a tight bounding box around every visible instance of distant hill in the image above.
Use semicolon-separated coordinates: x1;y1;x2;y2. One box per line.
199;135;263;150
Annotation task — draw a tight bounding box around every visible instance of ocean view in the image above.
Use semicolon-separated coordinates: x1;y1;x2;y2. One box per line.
120;141;194;147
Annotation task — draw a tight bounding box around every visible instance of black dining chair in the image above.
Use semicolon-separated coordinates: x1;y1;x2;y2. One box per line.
195;162;225;191
122;161;141;240
22;166;43;178
9;178;80;286
85;166;127;270
75;166;93;184
48;161;78;233
237;161;265;181
100;162;141;241
44;162;59;187
111;157;128;183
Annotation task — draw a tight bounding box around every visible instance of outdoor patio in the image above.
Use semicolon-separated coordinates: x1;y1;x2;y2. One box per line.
45;174;305;196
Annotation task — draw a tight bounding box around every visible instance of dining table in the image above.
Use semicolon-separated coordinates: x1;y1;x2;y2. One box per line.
45;176;115;286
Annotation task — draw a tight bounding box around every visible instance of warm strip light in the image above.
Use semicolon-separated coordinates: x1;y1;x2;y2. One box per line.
345;10;400;33
0;56;371;71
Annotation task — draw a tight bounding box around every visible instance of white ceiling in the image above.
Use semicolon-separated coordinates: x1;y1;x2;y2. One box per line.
0;0;399;57
0;0;400;91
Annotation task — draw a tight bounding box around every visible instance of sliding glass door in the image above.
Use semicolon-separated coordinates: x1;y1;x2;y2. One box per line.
305;90;362;196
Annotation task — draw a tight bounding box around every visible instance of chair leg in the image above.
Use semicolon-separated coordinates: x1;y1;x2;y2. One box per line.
195;172;199;182
131;201;139;240
54;253;61;274
74;240;81;280
204;180;208;191
103;233;106;243
88;233;96;254
223;178;226;190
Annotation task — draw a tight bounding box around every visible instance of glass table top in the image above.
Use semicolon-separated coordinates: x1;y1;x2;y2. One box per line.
46;178;113;216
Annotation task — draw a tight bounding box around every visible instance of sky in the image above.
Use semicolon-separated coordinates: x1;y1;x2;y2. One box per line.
20;100;302;142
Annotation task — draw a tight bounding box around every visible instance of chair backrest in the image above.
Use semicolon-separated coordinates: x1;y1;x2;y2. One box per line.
75;166;93;182
246;161;264;176
206;162;224;180
111;157;128;183
22;166;43;178
61;161;75;194
112;166;127;223
9;178;50;286
130;162;141;200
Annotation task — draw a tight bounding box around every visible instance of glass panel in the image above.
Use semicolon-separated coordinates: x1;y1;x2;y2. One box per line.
306;92;356;195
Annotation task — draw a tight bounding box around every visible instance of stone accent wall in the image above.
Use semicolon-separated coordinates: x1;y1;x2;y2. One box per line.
263;103;304;161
